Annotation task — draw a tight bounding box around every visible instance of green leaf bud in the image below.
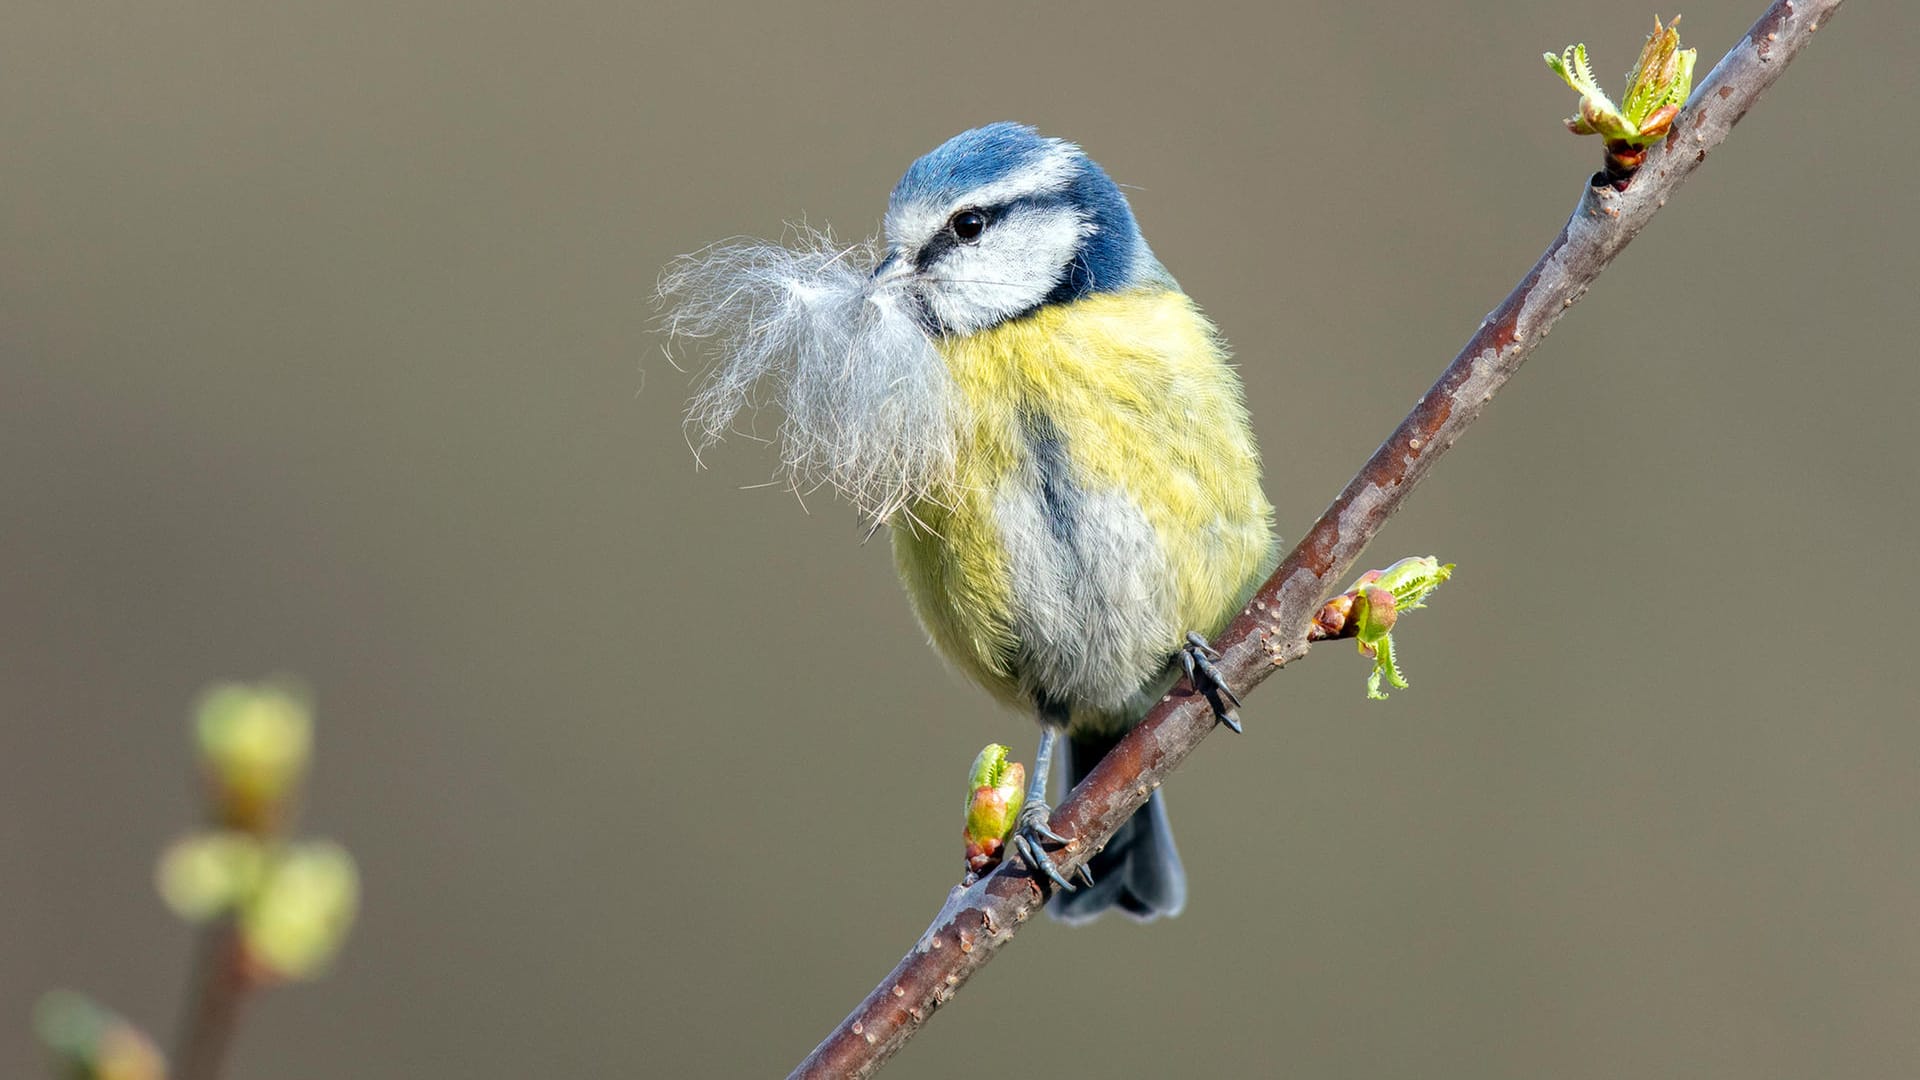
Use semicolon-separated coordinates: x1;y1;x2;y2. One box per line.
963;744;1026;874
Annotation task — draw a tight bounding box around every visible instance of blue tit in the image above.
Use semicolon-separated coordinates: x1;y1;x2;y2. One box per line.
663;122;1276;922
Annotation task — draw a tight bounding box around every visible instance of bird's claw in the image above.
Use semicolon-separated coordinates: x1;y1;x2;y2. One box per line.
1182;630;1243;733
1011;798;1082;892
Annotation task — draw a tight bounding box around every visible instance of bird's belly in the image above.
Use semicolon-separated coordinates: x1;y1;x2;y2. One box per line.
991;476;1179;715
893;466;1221;728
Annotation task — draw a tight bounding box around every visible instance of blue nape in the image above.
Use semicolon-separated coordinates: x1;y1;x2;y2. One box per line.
1049;152;1141;302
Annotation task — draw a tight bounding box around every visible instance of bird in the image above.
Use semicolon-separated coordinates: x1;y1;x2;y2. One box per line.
666;122;1276;922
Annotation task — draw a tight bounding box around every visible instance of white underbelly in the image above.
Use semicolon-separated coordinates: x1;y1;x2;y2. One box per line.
993;479;1178;713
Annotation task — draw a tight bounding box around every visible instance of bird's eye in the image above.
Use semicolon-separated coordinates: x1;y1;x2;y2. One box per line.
950;210;987;242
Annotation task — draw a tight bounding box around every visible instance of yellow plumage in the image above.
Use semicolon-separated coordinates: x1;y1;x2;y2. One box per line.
893;287;1275;733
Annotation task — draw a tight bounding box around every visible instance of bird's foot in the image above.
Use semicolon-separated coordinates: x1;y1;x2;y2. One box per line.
1009;798;1094;892
1182;630;1244;733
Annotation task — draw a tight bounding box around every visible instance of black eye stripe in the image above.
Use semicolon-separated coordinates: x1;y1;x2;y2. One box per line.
910;196;1062;270
913;230;957;271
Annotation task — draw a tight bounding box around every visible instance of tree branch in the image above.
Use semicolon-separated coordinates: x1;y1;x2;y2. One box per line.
173;921;256;1080
791;2;1843;1075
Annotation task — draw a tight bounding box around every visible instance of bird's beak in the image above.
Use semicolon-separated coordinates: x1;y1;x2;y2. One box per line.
866;249;914;295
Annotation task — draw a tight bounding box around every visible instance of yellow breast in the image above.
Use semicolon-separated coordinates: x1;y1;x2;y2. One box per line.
892;288;1275;724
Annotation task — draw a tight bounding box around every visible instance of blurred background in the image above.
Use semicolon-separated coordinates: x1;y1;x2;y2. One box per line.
4;2;1915;1077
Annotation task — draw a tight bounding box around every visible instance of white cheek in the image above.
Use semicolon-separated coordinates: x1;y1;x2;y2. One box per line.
927;210;1084;334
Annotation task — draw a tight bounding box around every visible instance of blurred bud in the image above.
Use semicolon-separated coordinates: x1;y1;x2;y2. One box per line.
194;678;312;834
157;830;267;922
239;841;360;981
963;744;1026;875
34;991;167;1080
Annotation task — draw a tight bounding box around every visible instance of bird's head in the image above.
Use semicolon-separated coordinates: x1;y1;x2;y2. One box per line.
662;123;1170;517
871;122;1163;336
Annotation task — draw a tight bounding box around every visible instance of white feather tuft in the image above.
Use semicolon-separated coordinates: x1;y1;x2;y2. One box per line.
658;227;959;522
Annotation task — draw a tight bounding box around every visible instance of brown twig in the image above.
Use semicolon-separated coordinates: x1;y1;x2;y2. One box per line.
172;921;257;1080
790;2;1844;1075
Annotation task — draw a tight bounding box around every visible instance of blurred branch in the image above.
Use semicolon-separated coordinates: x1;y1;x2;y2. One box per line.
789;1;1844;1076
172;926;253;1080
38;680;357;1080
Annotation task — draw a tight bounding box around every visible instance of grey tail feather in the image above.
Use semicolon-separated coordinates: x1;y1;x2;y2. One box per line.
1049;734;1187;925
